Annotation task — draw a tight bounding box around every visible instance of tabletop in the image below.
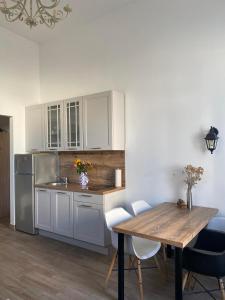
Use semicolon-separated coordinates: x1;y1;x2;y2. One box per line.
113;202;218;248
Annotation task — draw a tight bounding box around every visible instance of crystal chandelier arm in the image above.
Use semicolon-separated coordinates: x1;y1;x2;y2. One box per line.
36;3;56;28
0;0;71;28
0;0;28;23
36;0;60;10
36;0;70;28
0;0;22;10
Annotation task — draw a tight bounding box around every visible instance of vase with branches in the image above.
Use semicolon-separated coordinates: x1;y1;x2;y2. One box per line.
184;164;204;210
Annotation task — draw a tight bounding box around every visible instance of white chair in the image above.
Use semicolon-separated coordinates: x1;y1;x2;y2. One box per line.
105;207;161;300
131;200;167;262
131;200;152;216
207;216;225;232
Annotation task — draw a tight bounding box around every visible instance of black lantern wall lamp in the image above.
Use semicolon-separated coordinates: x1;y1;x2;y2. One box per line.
205;127;219;154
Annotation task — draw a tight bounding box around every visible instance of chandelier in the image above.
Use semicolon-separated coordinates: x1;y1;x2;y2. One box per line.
0;0;72;29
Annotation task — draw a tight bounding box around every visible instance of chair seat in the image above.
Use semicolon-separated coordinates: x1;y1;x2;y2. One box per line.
132;236;161;260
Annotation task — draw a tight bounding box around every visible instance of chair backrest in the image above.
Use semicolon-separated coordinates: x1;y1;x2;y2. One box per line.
207;217;225;232
105;207;133;250
131;200;152;216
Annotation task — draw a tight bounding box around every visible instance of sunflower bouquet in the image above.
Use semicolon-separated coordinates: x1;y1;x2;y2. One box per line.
74;159;93;175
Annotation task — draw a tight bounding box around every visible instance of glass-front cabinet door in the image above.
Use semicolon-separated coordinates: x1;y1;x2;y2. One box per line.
64;97;83;150
46;101;64;150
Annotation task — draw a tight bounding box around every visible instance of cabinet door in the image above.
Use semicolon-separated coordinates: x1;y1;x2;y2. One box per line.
46;101;64;150
64;98;83;150
52;191;73;238
26;105;45;152
83;92;112;150
35;189;53;232
74;201;105;246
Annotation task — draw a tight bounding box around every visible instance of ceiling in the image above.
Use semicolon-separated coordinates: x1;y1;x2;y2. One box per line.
0;0;132;43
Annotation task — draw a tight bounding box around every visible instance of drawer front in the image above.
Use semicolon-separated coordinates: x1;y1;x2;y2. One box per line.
74;201;105;246
73;192;103;205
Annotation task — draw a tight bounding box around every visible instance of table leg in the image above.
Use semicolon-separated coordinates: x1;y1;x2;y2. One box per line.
118;233;124;300
175;247;183;300
167;245;172;258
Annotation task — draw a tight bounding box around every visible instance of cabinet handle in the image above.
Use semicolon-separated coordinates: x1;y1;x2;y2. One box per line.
39;189;47;192
78;205;92;208
79;194;92;198
89;147;102;150
57;192;67;195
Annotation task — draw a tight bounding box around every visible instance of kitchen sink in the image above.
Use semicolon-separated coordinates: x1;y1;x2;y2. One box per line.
47;182;67;187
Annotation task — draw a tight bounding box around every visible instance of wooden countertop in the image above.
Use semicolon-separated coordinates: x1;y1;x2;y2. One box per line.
113;202;218;248
35;183;125;195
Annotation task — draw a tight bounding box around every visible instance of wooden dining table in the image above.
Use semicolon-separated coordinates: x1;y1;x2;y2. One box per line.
113;202;218;300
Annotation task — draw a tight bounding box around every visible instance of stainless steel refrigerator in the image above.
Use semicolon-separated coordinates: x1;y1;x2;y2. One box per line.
15;153;59;234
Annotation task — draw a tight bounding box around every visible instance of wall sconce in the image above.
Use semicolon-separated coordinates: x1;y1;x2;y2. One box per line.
204;127;219;154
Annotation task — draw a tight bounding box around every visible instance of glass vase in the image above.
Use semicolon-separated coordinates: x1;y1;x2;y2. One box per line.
187;185;192;211
79;172;89;189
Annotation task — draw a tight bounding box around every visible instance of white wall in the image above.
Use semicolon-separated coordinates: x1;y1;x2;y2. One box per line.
0;27;40;224
40;0;225;215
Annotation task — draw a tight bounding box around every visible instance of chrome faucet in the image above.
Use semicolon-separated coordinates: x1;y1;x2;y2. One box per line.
56;176;68;184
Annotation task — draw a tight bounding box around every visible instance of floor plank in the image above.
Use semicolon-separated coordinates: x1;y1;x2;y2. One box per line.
0;223;221;299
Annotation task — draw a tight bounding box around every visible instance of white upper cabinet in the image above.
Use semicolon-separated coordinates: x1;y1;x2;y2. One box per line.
83;91;125;150
25;91;125;152
64;98;83;150
25;104;45;152
45;101;64;151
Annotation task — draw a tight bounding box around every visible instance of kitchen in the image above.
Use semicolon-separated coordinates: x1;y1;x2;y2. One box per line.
0;0;225;299
15;90;126;255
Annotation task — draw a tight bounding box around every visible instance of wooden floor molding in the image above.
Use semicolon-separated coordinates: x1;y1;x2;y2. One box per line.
0;223;220;300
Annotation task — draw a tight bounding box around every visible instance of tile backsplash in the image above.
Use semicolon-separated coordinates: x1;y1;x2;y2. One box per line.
59;151;125;187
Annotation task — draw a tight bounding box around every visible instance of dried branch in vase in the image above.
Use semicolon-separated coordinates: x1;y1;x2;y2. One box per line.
184;164;204;189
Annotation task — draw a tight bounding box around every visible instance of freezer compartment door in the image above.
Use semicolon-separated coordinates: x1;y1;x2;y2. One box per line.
15;174;35;234
15;154;33;175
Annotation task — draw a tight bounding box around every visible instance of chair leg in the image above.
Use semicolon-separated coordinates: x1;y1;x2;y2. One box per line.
182;272;190;290
190;273;196;291
185;272;193;290
218;278;225;300
128;255;135;271
137;259;144;300
154;255;161;271
105;250;117;287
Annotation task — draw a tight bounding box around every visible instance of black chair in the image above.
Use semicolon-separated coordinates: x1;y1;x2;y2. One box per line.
183;228;225;299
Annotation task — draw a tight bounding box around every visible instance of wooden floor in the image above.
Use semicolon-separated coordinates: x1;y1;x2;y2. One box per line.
0;222;221;300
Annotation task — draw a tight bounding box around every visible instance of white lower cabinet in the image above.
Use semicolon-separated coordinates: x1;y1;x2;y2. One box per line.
74;201;104;246
52;191;73;238
35;189;53;232
35;188;125;249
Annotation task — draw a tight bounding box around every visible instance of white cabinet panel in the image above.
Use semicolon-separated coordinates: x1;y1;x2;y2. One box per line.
52;191;73;238
83;92;111;150
64;98;83;150
35;189;53;232
25;104;45;152
83;91;125;150
74;201;105;246
45;101;64;150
